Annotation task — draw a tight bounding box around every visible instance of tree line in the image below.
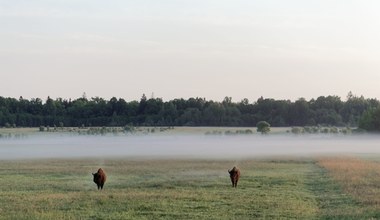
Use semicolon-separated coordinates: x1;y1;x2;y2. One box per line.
0;92;379;130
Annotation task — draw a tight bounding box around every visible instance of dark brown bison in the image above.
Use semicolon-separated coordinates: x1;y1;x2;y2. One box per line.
92;168;107;190
228;166;240;188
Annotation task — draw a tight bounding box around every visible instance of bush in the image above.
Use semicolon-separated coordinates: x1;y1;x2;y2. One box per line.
291;127;304;134
341;127;352;134
257;121;270;134
245;129;253;134
124;125;135;133
303;126;319;134
330;127;339;134
321;128;329;133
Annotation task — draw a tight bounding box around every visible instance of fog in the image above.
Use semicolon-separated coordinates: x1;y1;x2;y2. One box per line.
1;134;380;160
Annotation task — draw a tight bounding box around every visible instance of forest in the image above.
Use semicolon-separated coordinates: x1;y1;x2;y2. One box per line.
0;92;379;130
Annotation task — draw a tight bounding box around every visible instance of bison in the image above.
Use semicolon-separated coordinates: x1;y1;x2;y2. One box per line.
92;168;107;190
228;166;240;188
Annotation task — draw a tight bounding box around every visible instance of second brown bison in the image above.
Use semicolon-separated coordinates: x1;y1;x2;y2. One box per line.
228;166;240;188
92;168;107;190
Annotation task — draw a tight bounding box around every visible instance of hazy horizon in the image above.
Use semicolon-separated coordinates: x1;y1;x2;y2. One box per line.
1;1;380;102
2;133;380;160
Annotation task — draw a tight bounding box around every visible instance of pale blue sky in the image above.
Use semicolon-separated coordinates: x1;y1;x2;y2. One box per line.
1;0;380;102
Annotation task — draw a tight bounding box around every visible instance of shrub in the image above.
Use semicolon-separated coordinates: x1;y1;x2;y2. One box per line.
245;129;253;134
341;127;352;134
257;121;270;134
321;128;329;133
330;127;339;134
124;125;135;133
291;127;304;134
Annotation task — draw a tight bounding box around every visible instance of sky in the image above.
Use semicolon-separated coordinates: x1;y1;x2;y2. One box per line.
1;0;380;103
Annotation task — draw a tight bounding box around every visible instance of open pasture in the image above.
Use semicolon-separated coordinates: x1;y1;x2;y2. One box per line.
1;157;379;219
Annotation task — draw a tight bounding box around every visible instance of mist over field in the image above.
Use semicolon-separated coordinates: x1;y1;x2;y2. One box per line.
1;133;380;160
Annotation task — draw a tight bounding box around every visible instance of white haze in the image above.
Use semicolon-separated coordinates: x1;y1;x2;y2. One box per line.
1;134;380;160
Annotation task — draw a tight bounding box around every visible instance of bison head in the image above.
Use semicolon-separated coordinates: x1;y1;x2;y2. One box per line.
228;166;237;174
92;173;98;181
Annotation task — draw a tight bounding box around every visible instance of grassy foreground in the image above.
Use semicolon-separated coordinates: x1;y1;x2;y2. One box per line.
0;158;379;219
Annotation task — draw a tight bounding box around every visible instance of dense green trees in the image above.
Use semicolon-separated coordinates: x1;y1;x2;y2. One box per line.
0;93;378;128
358;107;380;132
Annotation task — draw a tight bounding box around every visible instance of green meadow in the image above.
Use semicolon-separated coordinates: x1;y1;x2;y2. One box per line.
1;157;379;219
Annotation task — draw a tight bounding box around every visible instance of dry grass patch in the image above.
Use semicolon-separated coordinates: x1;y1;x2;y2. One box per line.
318;157;380;215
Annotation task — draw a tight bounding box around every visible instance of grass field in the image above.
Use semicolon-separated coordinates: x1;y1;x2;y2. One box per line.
1;157;379;219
